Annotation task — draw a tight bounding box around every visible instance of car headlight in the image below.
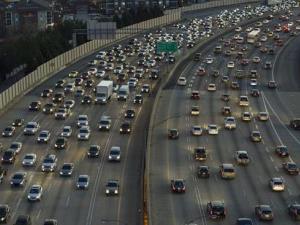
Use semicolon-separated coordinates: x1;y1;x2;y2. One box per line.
106;190;109;193
43;109;46;112
114;190;118;194
117;155;120;159
10;181;13;185
55;144;58;147
120;128;123;131
109;155;112;159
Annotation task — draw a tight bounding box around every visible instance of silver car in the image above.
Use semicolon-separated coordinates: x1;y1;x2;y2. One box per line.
22;153;37;167
76;175;90;189
105;180;119;195
37;130;51;143
108;146;121;162
23;122;39;135
77;126;91;140
61;126;72;137
235;151;250;165
27;185;43;201
8;142;22;154
77;115;88;127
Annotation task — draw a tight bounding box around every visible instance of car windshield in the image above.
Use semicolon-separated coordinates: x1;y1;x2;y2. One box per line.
107;182;117;187
30;188;40;194
24;155;33;160
57;139;64;143
5;127;12;131
110;150;120;155
239;153;248;159
62;165;72;170
13;174;23;179
63;128;70;132
78;177;87;182
100;121;109;125
224;168;234;173
0;208;6;216
26;124;35;128
80;129;88;134
10;144;18;149
79;118;87;121
174;181;184;187
212;205;224;212
40;133;48;137
44;159;54;163
288;164;297;169
262;209;272;214
90;147;98;152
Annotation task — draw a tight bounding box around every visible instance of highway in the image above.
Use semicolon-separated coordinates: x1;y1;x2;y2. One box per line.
148;6;300;225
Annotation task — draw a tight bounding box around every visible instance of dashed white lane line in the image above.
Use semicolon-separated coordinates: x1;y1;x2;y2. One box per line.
274;166;279;172
270;156;274;162
66;195;71;207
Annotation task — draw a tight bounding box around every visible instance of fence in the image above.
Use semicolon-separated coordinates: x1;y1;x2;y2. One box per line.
0;0;260;111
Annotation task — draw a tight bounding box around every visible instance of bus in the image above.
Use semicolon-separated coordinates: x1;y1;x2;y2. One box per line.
247;29;260;44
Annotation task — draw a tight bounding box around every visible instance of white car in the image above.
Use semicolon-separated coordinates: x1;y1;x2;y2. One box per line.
224;117;236;129
64;99;75;109
235;26;242;32
61;126;72;137
27;185;43;201
76;175;90;189
250;79;258;87
96;70;105;78
252;56;261;63
207;83;216;91
208;124;219;135
241;112;252;121
68;71;78;78
9;142;22;154
235;151;250;165
239;96;249;106
22;153;37;167
205;57;214;64
23;122;39;135
269;177;285;191
227;61;235;68
177;77;187;86
191;126;203;136
95;51;106;59
37;130;51;143
77;115;89;127
258;112;269;121
88;67;97;75
108;146;121;162
260;36;267;42
77;126;91;140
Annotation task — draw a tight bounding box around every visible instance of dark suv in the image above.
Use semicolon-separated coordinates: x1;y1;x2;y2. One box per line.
207;201;226;219
14;215;31;225
290;118;300;130
194;147;207;161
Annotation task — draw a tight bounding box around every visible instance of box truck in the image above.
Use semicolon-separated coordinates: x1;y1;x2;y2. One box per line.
95;80;113;104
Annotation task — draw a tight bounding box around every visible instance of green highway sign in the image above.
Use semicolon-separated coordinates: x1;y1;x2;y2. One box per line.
156;41;178;53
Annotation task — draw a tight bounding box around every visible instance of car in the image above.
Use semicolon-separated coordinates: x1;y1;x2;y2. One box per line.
43;219;58;225
55;79;65;88
61;126;72;137
40;89;53;97
257;112;269;121
64;82;75;93
105;180;120;195
128;78;138;88
2;126;16;137
288;204;300;220
268;80;277;89
43;103;56;114
264;61;272;69
255;205;273;221
208;124;218;135
250;131;262;142
77;115;88;127
63;100;75;109
197;166;210;178
10;172;27;186
12;118;24;127
133;94;143;104
283;162;299;175
252;56;261;63
69;71;79;78
1;150;16;164
241;112;252;121
231;81;240;89
52;92;65;103
7;142;21;154
41;154;57;172
194;53;201;61
28;101;41;111
120;122;131;134
207;201;226;219
87;145;100;158
235;151;250;165
75;89;85;97
168;129;179;139
236;218;253;225
191;91;200;100
27;184;43;201
59;163;74;177
250;89;260;97
194;147;207;161
191;125;203;136
190;106;200;116
76;175;90;189
177;77;187;86
0;204;10;223
269;177;285;191
170;179;186;193
221;94;230;102
37;130;51;143
222;106;231;116
275;145;289;157
23;122;39;135
207;83;216;91
227;61;235;68
77;126;91;140
221;75;229;83
205;57;214;64
55;137;67;149
197;67;206;76
211;70;220;78
75;78;83;86
125;109;135;118
290;118;300;130
14;215;31;225
249;79;257;87
220;163;235;179
108;146;121;162
98;116;112;131
22;153;37;167
224;117;236;129
141;84;150;93
81;95;93;104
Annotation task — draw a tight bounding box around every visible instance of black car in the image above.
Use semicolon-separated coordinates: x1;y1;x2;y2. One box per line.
194;147;207;161
14;215;31;225
10;172;27;187
221;94;230;102
12;118;24;127
41;89;53;98
290;118;300;130
28;101;41;111
207;201;226;219
170;179;185;193
1;150;16;164
124;109;135;118
222;106;231;116
236;218;253;225
54;137;67;150
168;129;179;139
250;89;260;97
275;145;289;157
133;95;143;104
81;95;93;104
55;80;65;88
288;204;300;220
59;163;74;177
43;219;58;225
0;205;10;223
120;122;131;134
197;166;210;178
283;162;299;175
52;93;65;103
75;78;83;86
149;69;159;80
87;145;100;158
43;103;56;114
85;79;94;88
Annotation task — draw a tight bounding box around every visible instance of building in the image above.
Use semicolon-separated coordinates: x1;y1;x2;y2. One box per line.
0;0;54;36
